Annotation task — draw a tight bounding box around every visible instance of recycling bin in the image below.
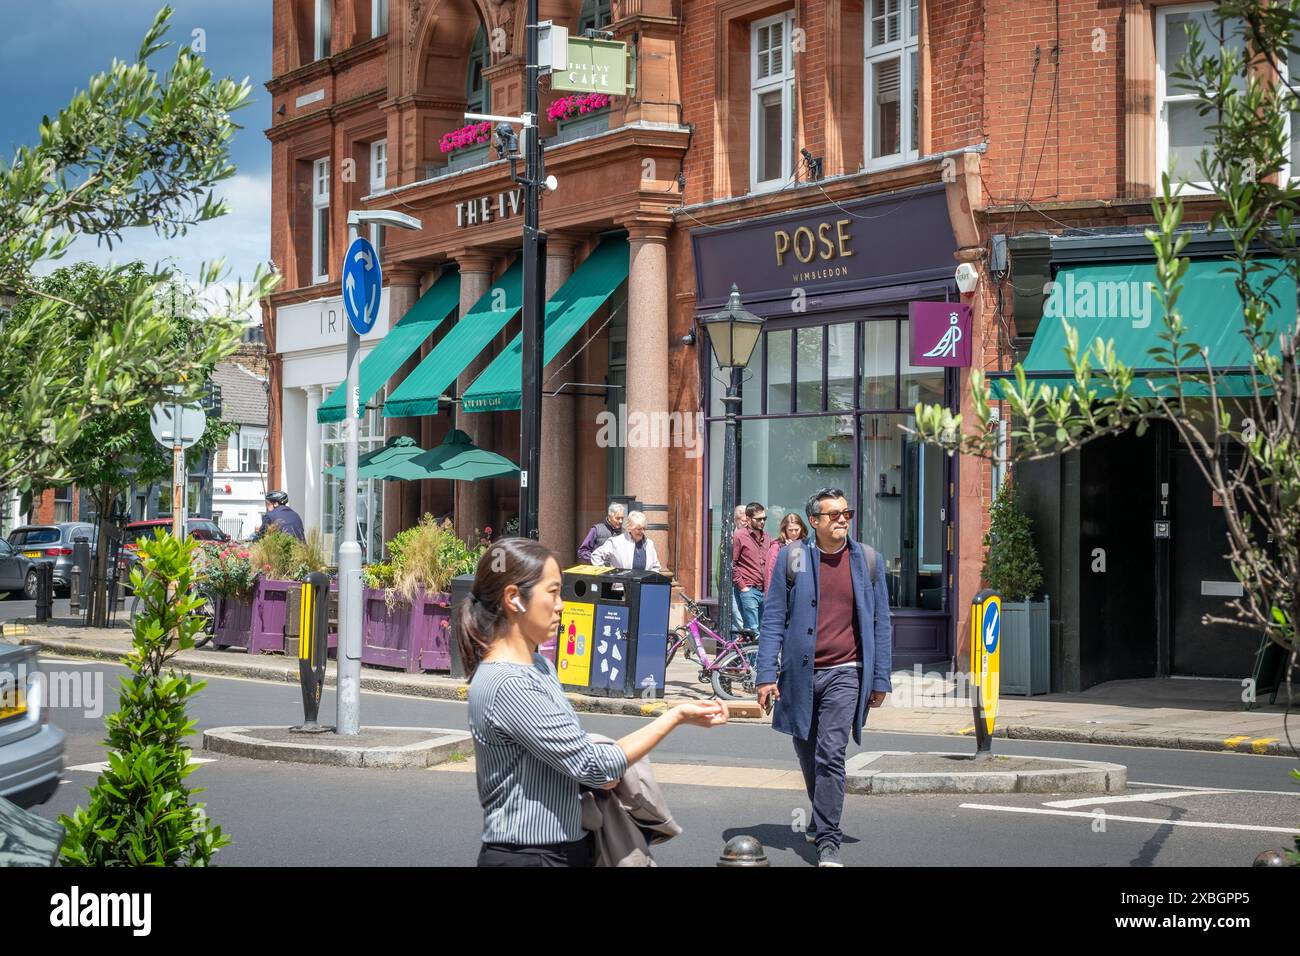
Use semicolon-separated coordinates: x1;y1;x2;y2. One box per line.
555;566;671;699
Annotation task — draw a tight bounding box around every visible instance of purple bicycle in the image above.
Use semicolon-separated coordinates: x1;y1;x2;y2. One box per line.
665;588;759;701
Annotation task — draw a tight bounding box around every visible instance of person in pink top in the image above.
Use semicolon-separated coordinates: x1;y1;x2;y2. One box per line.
765;513;810;591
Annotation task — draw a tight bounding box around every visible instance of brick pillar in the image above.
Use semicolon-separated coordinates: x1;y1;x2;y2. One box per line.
540;234;580;562
619;218;672;564
451;251;498;542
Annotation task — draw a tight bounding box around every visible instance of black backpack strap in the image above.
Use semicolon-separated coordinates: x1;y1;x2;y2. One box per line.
864;544;877;585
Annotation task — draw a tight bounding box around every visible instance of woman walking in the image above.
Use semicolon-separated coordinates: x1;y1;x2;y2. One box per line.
764;512;810;591
461;537;728;867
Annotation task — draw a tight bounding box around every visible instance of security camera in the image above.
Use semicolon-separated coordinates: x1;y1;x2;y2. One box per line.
955;262;979;294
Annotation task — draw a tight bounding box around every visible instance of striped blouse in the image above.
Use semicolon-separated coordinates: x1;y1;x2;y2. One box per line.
468;654;629;845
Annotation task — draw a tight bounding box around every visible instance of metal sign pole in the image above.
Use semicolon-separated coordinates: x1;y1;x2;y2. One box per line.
337;221;364;736
519;0;545;541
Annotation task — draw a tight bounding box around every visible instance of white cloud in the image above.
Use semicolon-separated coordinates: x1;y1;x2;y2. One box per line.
39;172;271;293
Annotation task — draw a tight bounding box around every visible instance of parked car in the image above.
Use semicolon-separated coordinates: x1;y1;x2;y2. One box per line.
7;523;98;597
118;517;231;589
0;639;65;808
0;539;40;600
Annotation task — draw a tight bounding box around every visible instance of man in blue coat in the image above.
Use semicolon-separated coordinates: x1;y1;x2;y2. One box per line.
756;487;892;867
252;490;306;542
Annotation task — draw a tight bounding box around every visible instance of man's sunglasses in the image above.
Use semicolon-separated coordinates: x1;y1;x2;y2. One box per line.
815;510;854;522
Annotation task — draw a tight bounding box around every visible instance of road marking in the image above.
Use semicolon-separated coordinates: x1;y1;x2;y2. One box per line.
1130;781;1300;797
433;757;808;790
1222;735;1251;750
68;757;216;773
1252;737;1278;753
957;726;975;735
959;802;1300;835
1044;790;1231;808
40;657;100;666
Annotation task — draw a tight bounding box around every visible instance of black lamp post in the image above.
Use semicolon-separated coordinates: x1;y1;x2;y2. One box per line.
701;285;763;642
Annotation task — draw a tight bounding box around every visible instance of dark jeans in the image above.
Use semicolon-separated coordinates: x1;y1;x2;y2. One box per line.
477;833;594;868
791;666;861;851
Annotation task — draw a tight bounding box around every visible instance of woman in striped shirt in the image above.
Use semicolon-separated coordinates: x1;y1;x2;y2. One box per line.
461;538;728;867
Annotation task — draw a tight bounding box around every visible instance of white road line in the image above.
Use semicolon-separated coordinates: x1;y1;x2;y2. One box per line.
67;757;216;773
39;658;102;666
959;803;1300;835
1129;780;1300;797
1044;790;1230;808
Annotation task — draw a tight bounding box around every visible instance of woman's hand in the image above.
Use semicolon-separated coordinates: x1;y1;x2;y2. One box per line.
672;700;729;728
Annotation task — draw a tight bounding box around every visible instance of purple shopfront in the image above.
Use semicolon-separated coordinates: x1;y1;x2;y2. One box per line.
691;183;964;671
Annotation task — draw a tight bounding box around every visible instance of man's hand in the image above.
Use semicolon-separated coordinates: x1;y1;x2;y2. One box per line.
757;683;780;712
868;690;887;708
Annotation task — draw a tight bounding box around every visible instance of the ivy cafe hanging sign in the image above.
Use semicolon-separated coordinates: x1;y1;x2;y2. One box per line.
455;188;524;228
551;37;628;95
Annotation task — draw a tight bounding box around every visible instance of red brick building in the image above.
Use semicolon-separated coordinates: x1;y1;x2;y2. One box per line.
264;1;1270;687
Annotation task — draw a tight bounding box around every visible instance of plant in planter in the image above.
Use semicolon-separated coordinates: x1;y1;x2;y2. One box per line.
547;92;611;122
439;121;493;156
982;477;1050;695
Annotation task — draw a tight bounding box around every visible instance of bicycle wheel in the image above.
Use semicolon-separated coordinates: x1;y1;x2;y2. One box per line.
193;587;217;647
665;627;689;666
710;645;759;701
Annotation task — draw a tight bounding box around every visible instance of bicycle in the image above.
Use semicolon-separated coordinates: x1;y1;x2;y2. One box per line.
665;588;760;701
128;579;219;647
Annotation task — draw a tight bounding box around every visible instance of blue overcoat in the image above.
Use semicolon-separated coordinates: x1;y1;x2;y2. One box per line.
756;538;893;744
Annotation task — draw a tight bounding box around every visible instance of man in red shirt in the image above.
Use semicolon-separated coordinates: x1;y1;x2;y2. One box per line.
732;501;770;634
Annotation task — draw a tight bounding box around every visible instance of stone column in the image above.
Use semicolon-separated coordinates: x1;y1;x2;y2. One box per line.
540;234;580;562
381;271;423;547
303;385;324;537
281;387;308;527
451;251;497;541
619;218;672;565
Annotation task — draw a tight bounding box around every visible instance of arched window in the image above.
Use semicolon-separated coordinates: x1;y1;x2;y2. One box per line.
467;25;491;114
579;0;611;33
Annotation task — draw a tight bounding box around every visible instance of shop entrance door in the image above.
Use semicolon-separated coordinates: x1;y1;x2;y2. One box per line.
1170;451;1260;677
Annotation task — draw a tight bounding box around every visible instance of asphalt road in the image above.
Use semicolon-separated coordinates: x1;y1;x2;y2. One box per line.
25;655;1300;868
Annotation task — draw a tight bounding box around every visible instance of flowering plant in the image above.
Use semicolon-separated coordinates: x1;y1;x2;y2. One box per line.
194;542;257;598
439;121;493;155
547;93;611;123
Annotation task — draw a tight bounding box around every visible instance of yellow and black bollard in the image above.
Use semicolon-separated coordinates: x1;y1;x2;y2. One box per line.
970;589;1001;758
291;572;331;733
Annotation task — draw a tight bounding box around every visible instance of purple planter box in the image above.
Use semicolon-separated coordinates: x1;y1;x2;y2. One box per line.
213;594;253;649
415;591;453;672
361;587;414;671
250;578;295;655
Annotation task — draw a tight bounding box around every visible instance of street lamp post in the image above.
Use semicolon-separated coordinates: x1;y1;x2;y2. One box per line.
700;285;763;646
337;208;421;736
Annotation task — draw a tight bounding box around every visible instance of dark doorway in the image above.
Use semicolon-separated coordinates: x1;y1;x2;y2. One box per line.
1170;450;1261;677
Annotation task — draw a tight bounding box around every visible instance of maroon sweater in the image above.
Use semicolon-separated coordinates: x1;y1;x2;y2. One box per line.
815;545;861;668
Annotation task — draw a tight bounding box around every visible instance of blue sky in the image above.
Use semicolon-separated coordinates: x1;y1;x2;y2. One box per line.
1;1;272;292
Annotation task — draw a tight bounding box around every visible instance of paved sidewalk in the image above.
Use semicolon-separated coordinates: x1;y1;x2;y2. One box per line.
7;620;1297;756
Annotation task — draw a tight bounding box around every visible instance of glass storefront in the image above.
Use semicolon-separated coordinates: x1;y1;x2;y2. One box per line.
321;397;386;561
706;314;952;615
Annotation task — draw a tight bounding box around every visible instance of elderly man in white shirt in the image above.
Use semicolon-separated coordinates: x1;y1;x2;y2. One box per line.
590;511;662;572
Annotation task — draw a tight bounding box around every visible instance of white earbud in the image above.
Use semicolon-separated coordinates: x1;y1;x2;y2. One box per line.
510;596;527;614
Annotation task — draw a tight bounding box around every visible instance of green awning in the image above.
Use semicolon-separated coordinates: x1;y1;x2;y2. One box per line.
990;258;1295;400
383;259;524;418
317;268;460;423
462;237;628;412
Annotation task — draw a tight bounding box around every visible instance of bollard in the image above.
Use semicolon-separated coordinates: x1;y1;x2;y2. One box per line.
71;536;91;610
68;566;80;614
34;562;54;623
1252;848;1291;867
716;835;769;867
290;572;331;734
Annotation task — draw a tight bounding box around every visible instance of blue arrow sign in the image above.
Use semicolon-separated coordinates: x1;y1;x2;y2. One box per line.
341;236;382;336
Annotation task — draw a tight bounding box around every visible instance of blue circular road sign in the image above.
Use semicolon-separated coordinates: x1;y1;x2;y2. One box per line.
341;236;382;335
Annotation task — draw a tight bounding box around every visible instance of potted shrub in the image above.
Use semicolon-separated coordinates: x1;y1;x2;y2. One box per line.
196;542;256;650
364;517;491;672
548;92;611;144
439;121;494;173
982;477;1050;695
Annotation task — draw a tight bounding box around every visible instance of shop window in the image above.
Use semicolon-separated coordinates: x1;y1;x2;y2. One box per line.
467;25;491;116
372;0;388;38
369;140;387;250
315;0;332;60
321;394;385;561
1156;4;1246;194
312;157;330;283
899;318;944;408
765;329;792;414
861;319;897;408
1288;47;1300;181
866;0;920;168
794;326;824;411
751;11;797;193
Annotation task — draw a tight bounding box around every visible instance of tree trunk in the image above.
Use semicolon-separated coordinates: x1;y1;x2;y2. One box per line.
87;484;115;627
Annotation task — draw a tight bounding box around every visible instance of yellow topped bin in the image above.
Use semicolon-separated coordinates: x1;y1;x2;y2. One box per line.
556;566;671;699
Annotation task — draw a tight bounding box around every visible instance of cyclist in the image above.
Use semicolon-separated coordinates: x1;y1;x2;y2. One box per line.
252;490;305;542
